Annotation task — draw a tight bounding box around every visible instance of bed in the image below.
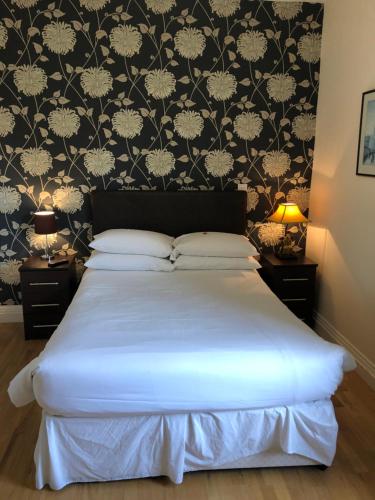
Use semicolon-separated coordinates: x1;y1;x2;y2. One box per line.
8;191;354;490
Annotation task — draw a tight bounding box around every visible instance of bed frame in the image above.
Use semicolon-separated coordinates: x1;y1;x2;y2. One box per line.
31;190;332;490
90;190;248;236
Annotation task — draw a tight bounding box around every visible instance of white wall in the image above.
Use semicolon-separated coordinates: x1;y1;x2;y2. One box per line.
307;0;375;387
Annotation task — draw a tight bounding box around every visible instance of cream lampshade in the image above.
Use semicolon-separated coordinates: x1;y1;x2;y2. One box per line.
267;203;308;259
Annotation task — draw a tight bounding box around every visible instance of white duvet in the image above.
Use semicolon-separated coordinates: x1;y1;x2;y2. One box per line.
9;269;354;417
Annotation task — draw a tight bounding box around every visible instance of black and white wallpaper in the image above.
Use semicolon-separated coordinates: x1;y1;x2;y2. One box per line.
0;0;323;304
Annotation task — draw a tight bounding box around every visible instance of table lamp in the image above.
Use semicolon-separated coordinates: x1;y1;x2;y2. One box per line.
267;202;308;259
34;211;57;261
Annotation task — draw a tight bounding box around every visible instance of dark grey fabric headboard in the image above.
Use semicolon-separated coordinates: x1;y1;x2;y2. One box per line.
91;191;247;237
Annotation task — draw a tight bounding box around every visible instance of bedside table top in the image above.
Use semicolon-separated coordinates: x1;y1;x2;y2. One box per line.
20;255;76;272
260;253;317;268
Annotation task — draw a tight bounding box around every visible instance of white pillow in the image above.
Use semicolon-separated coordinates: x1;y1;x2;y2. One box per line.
173;255;261;270
85;251;173;271
171;232;258;260
90;229;173;258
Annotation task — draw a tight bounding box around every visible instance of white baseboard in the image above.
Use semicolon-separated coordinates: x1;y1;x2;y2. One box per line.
0;305;23;323
314;311;375;390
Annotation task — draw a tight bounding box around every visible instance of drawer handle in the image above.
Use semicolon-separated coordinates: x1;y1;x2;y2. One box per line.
32;324;59;328
29;282;60;286
282;278;309;282
31;303;60;308
282;298;307;302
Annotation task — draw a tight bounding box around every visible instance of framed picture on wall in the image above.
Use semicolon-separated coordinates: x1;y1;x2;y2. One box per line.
357;89;375;177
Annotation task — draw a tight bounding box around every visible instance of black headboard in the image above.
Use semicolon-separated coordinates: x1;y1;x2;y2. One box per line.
91;191;247;237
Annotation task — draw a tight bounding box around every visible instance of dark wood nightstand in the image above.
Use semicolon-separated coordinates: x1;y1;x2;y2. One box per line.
258;254;318;327
19;255;77;340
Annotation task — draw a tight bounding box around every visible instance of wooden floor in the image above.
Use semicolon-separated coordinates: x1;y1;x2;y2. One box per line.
0;323;374;500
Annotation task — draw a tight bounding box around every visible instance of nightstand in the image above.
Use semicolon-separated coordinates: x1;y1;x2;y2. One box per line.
20;255;77;340
258;254;318;327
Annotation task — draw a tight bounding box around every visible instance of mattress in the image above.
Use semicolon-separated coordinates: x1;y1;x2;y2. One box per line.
9;269;354;416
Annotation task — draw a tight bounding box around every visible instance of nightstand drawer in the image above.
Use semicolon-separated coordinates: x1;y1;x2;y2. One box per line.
275;267;316;281
281;300;312;322
23;300;69;314
273;267;315;299
277;280;313;299
22;285;69;305
21;272;69;303
23;312;64;339
21;270;68;288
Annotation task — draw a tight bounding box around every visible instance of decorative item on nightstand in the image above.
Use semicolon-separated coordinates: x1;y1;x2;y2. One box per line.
268;203;308;260
34;211;57;261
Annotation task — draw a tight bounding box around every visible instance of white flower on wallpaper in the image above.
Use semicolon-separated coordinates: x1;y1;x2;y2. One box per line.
0;186;21;214
205;150;234;177
0;260;22;285
79;0;110;11
0;24;8;49
287;187;310;212
145;0;176;15
20;148;52;176
48;108;80;138
84;149;115;177
209;0;240;18
53;187;84;214
272;2;303;20
12;0;39;8
207;72;237;101
298;33;322;64
267;74;296;103
258;222;284;247
112;109;143;138
292;113;316;141
109;25;142;57
80;67;113;98
14;65;47;96
0;107;15;137
262;151;291;178
146;149;175;177
145;70;176;99
174;28;206;60
247;188;259;212
174;111;204;140
237;31;268;62
42;22;76;55
233;112;263;140
26;228;57;250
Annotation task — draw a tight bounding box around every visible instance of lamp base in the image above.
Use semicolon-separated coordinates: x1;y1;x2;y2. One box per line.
40;254;54;261
275;232;298;260
274;251;298;260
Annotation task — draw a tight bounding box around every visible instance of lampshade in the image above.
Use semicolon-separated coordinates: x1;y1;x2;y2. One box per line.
34;211;57;235
268;203;308;224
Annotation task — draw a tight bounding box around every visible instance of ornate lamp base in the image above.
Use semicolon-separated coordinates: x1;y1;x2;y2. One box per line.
274;232;298;260
274;251;298;260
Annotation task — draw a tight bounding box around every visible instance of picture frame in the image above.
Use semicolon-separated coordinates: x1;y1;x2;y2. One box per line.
356;89;375;177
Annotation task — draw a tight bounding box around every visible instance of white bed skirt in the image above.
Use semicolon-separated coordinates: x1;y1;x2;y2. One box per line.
34;399;337;490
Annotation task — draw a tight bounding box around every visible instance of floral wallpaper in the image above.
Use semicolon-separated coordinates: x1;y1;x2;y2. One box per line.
0;0;323;304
